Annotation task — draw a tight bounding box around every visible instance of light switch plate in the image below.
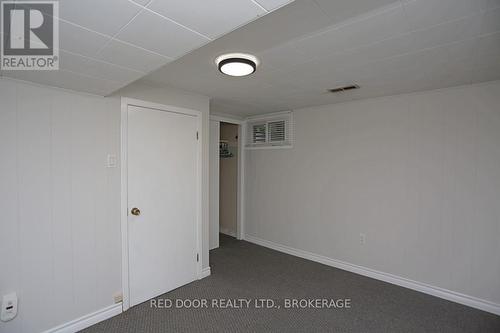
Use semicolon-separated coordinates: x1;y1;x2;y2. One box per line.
1;292;18;322
106;154;117;168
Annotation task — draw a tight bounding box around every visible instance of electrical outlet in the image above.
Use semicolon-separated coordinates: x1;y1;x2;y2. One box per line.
359;233;366;245
113;292;123;304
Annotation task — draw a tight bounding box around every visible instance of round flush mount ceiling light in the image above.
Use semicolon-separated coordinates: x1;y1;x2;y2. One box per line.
215;53;259;77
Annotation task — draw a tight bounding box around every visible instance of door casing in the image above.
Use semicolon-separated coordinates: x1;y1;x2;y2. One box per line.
120;97;203;311
209;115;245;248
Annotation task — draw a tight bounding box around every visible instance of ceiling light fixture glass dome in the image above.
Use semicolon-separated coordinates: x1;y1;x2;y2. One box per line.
215;53;259;77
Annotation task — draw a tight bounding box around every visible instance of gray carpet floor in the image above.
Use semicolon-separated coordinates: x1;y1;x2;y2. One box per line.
83;234;500;332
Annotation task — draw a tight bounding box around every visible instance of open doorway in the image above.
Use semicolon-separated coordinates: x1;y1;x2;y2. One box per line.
209;117;243;250
219;122;239;239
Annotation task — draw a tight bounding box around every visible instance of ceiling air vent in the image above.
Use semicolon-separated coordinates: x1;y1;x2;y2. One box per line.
328;84;360;93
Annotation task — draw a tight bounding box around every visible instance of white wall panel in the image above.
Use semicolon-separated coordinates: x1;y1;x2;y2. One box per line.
0;79;121;333
245;81;500;307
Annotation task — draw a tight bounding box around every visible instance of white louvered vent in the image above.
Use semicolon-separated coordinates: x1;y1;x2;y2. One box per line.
246;112;293;149
252;123;267;144
269;120;286;143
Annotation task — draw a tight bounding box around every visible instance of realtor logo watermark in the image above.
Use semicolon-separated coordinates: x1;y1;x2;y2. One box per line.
1;1;59;70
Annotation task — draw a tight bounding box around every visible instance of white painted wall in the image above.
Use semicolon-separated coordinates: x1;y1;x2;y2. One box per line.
245;81;500;308
0;78;121;333
0;78;211;332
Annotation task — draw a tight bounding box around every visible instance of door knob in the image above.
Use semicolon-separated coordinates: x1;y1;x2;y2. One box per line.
131;207;141;216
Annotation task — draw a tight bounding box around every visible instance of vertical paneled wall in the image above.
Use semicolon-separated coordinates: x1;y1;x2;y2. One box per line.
245;81;500;306
0;79;121;333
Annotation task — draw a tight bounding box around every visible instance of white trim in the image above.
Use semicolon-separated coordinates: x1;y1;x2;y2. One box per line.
244;144;293;150
200;267;211;279
209;118;245;241
245;110;292;121
220;227;236;237
120;97;203;311
42;304;122;333
209;120;220;250
236;124;245;240
210;114;243;125
120;100;129;310
244;235;500;316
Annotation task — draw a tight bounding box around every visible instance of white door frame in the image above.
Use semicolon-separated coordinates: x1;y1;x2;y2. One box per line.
121;97;203;311
210;115;245;241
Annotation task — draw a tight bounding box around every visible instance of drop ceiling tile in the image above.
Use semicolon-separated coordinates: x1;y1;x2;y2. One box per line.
2;70;123;96
255;0;294;11
115;9;208;58
481;0;500;10
55;0;143;36
212;0;333;53
402;0;483;32
97;39;172;73
59;51;144;83
469;58;500;83
147;0;265;39
130;0;151;5
339;33;416;68
257;42;313;70
342;46;452;87
59;20;111;57
294;4;408;58
409;13;482;51
313;0;400;23
444;39;478;69
481;7;500;35
474;31;500;62
264;57;354;92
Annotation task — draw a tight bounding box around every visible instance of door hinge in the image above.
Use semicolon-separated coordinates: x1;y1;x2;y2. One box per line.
196;131;199;140
196;253;199;262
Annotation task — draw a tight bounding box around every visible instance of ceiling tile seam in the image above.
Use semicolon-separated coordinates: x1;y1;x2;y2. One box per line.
277;3;408;56
272;10;488;74
400;0;488;19
398;0;412;33
469;30;500;68
102;36;174;60
5;24;148;76
342;35;484;74
62;69;124;85
60;49;147;75
249;0;269;13
311;0;336;23
95;4;151;56
310;1;404;37
53;17;115;51
51;68;126;85
53;18;171;62
0;75;116;98
127;0;213;41
275;33;486;89
47;5;197;61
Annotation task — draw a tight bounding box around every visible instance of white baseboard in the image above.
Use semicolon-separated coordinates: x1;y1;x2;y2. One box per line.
244;235;500;316
200;266;211;279
220;228;236;237
43;303;122;333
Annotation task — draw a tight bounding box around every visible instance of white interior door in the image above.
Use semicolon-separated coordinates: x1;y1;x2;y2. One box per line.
127;105;199;307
